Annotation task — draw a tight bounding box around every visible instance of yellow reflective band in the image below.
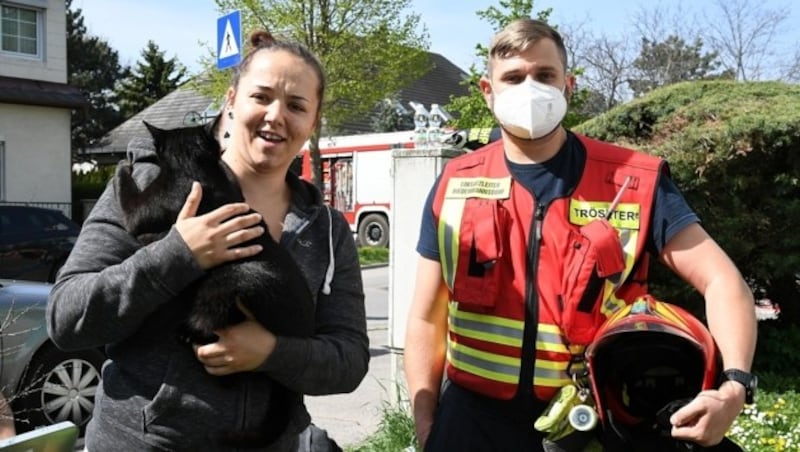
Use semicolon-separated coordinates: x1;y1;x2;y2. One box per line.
537;325;571;354
538;323;561;334
536;359;585;372
449;341;520;384
535;374;573;388
450;303;526;330
438;198;465;290
449;303;524;347
534;358;585;387
602;292;629;318
569;200;640;229
444;177;511;199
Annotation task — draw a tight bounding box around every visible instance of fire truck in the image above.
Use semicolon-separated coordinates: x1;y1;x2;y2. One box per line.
298;130;416;248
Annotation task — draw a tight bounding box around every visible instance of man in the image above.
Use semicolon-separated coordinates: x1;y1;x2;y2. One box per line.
404;18;756;451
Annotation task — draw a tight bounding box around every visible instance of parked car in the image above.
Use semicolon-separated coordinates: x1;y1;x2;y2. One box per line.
0;279;104;434
0;205;80;283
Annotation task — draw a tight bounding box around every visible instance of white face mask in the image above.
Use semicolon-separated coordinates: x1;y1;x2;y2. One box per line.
491;79;567;140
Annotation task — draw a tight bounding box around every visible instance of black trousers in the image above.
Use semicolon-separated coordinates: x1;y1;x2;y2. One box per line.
425;382;548;452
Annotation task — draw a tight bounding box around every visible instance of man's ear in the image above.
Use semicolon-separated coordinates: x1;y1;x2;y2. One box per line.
479;75;493;108
565;74;577;101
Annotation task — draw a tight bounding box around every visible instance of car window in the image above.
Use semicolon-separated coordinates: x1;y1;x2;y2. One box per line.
37;211;74;231
0;208;74;235
0;209;33;235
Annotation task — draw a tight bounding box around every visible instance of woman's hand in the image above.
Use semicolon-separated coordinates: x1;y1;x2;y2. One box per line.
175;182;265;270
193;301;277;376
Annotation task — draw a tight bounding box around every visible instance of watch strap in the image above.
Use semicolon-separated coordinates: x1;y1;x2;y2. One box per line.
722;368;757;404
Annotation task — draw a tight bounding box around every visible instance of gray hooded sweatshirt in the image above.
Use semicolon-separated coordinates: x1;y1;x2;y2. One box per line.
46;137;369;451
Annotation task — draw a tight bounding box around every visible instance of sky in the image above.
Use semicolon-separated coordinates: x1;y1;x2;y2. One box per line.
73;0;799;76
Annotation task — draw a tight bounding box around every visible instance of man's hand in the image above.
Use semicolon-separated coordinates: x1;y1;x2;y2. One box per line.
670;381;745;446
175;182;265;270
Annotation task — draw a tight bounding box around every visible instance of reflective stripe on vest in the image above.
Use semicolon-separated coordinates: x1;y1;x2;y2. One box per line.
438;198;465;290
534;323;586;388
448;303;589;389
448;301;523;384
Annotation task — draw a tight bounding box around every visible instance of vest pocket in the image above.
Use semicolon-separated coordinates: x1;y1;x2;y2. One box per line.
452;199;506;309
561;219;625;344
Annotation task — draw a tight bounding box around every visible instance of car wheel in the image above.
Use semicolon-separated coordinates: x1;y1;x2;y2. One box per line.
13;345;104;434
357;213;389;248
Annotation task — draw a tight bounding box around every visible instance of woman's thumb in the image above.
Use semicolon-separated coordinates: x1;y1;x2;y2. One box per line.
178;181;202;219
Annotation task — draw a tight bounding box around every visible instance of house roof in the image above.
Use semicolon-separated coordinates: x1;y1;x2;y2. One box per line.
337;52;470;134
82;85;216;159
0;76;88;109
85;51;469;161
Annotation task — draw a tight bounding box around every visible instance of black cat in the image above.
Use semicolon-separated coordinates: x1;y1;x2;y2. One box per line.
114;121;315;342
113;121;315;447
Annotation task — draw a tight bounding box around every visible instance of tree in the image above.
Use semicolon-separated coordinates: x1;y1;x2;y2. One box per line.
66;0;129;154
116;41;188;120
372;97;414;132
628;35;731;97
578;35;634;111
703;0;789;81
195;0;430;190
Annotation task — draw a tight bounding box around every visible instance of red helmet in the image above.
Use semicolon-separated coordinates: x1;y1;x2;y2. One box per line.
585;295;719;427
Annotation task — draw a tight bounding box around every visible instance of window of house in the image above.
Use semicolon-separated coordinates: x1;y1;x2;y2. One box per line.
1;3;40;56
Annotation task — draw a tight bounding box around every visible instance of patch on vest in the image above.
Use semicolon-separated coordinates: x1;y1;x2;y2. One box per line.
445;177;511;199
569;200;640;229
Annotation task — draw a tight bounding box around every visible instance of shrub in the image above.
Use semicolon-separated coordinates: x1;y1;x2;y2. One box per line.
359;246;389;266
576;80;800;332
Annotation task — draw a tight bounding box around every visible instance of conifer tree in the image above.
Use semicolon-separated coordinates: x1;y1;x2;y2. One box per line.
116;41;188;120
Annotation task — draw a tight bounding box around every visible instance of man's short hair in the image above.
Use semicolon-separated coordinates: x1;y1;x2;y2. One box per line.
488;19;568;74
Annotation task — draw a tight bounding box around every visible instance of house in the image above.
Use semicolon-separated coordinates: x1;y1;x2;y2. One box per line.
86;51;470;165
0;0;87;213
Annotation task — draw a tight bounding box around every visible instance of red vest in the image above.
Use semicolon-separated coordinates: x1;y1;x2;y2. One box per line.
432;133;663;401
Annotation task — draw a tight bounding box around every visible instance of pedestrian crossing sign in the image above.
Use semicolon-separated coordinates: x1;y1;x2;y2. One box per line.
217;10;242;70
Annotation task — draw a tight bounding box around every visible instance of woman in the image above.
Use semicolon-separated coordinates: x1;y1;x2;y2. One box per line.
46;30;369;451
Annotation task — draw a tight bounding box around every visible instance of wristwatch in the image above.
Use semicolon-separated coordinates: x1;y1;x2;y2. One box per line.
721;369;758;404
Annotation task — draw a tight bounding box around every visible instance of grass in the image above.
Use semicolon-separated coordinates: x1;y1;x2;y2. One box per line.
346;402;416;452
358;246;389;266
349;374;800;451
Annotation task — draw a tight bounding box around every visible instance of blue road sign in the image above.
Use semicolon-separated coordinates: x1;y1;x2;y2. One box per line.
217;10;242;70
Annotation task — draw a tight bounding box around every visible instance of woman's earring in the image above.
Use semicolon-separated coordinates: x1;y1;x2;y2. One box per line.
227;110;234;119
223;130;230;139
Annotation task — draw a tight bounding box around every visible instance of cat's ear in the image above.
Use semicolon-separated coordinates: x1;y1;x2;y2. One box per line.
143;121;165;149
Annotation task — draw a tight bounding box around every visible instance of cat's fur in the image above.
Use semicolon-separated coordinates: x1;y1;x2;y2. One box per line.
113;121;315;447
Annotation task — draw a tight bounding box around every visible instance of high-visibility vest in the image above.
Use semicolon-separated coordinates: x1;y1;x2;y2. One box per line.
432;133;663;401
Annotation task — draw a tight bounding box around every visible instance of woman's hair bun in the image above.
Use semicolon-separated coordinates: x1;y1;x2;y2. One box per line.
249;30;276;48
